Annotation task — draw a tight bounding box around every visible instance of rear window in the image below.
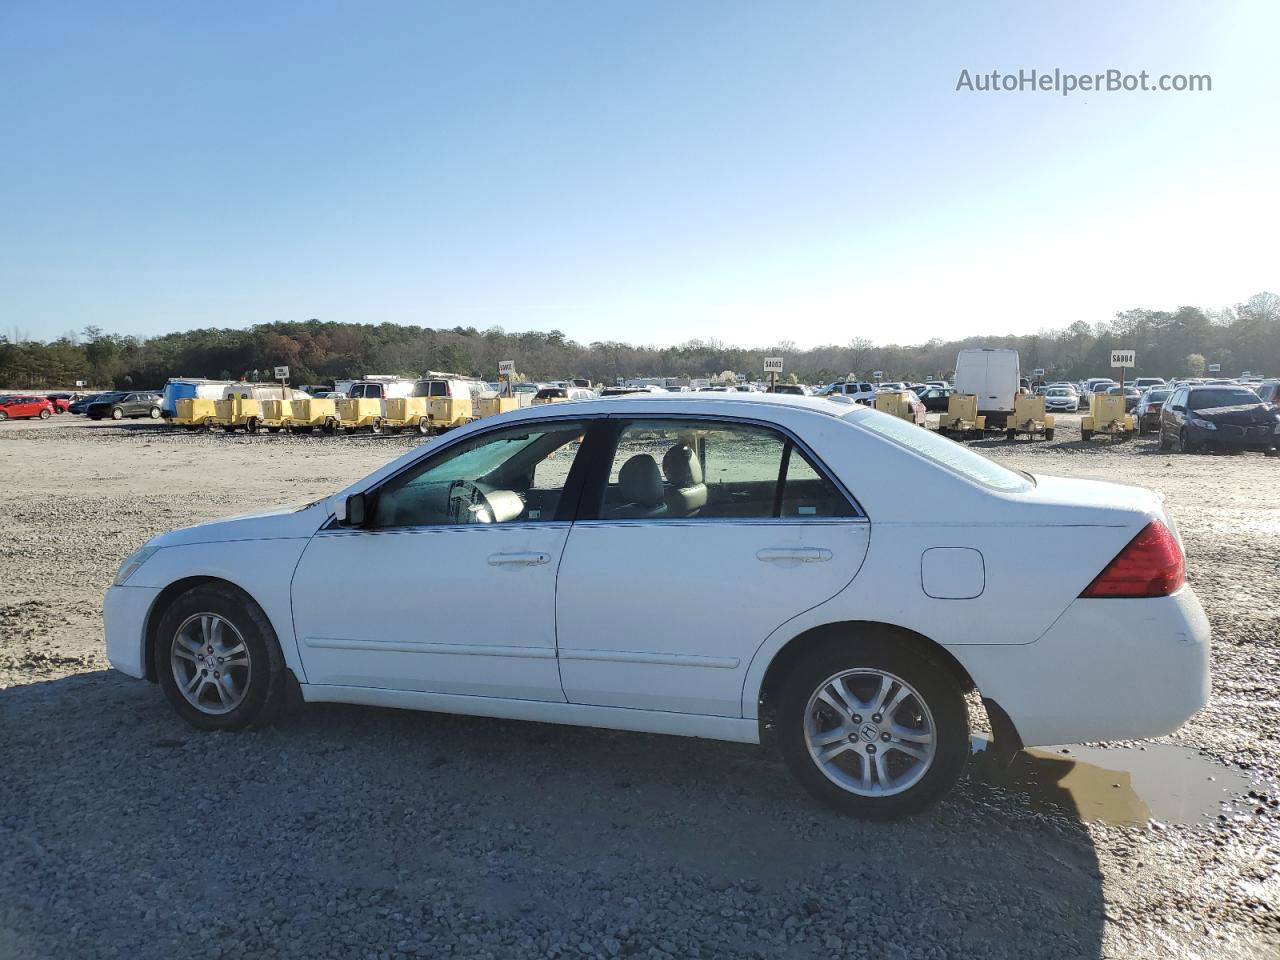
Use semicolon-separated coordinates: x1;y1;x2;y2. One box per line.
850;411;1032;492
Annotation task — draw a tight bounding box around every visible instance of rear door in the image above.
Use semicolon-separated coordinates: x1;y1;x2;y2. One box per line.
555;415;870;718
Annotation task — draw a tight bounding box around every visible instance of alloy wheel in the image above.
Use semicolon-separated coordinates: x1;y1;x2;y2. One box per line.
804;669;937;797
170;613;252;715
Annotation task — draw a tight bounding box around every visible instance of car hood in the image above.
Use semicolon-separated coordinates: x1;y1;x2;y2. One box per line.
1192;403;1277;426
150;501;330;547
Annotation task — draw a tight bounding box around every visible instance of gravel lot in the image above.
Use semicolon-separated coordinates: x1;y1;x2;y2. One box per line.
1;415;1277;960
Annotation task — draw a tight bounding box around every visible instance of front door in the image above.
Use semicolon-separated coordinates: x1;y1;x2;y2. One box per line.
292;417;592;700
555;416;870;718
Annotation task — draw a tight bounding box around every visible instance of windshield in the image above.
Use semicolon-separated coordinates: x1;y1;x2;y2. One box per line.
850;411;1031;492
1047;388;1072;397
1189;388;1258;409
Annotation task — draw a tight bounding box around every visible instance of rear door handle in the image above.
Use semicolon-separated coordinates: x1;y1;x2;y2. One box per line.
487;552;551;566
756;547;832;563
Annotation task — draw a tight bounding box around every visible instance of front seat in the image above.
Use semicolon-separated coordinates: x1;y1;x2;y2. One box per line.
607;455;668;519
662;443;707;517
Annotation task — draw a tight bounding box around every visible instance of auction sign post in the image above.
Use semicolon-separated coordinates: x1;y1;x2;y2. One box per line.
498;360;516;397
763;356;784;391
1110;350;1135;388
274;365;290;402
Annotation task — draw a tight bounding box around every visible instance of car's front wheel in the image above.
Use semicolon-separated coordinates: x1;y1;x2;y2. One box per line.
155;584;287;731
1179;428;1198;454
149;407;161;419
39;408;51;419
111;407;124;420
777;635;969;819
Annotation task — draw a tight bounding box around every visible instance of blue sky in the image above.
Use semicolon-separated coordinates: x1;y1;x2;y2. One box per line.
2;0;1276;347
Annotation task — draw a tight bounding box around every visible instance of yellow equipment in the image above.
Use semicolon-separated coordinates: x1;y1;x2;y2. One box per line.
289;397;339;433
1005;396;1056;441
475;396;520;420
174;397;218;430
424;392;474;432
337;397;385;434
382;397;432;434
874;390;924;425
213;394;264;433
1081;394;1134;441
936;394;986;438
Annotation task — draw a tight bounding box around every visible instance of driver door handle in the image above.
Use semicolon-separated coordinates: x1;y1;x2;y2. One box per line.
488;552;551;567
756;547;833;563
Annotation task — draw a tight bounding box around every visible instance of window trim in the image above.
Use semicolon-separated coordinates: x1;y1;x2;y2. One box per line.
577;412;865;523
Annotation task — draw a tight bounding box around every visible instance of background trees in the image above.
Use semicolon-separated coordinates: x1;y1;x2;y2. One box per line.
2;292;1276;388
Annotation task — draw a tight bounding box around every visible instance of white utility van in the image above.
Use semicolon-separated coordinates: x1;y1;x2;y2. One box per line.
954;348;1021;427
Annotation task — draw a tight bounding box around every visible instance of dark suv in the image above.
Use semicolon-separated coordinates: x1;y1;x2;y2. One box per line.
1158;385;1280;454
86;391;162;421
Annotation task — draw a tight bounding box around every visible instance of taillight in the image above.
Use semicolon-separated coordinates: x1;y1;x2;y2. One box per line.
1080;521;1185;598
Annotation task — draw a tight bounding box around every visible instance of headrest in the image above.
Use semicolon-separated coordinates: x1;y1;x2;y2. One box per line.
662;443;703;487
618;454;664;505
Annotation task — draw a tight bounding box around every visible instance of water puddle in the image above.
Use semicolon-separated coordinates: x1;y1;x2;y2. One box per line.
972;737;1252;826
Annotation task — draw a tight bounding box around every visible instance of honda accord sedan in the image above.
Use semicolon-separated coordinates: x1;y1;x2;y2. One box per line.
104;394;1209;818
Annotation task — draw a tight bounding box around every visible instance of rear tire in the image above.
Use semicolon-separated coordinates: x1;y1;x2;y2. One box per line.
417;417;431;435
1044;428;1054;441
1081;428;1093;441
776;633;969;819
0;411;8;421
111;407;124;420
154;584;287;732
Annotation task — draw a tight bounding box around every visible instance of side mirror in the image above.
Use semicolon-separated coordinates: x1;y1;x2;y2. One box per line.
344;492;367;527
1170;404;1185;413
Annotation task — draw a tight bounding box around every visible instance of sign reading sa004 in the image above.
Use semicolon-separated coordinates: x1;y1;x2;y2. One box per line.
273;365;290;380
1110;350;1135;369
763;357;784;373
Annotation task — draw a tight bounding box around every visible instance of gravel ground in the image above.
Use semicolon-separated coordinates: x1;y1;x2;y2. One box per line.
1;415;1277;960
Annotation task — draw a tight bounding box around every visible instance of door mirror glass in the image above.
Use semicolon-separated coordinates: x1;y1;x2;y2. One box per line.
345;492;366;527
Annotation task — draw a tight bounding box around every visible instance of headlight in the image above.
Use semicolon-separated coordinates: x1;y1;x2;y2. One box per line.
113;545;160;586
1189;417;1217;431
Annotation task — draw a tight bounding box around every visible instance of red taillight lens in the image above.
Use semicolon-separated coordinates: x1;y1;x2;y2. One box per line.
1080;521;1185;598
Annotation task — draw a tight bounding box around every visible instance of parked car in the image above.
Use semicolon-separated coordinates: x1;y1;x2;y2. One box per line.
70;392;113;414
1043;386;1080;413
0;395;55;420
86;391;162;420
1130;377;1167;391
914;385;955;412
1158;385;1280;454
819;381;876;404
105;394;1209;819
44;393;74;413
767;383;809;395
1135;388;1172;434
1255;380;1280;405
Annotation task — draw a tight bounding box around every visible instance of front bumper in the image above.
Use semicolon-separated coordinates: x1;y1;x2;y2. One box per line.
103;584;162;679
954;587;1210;746
1189;421;1279;450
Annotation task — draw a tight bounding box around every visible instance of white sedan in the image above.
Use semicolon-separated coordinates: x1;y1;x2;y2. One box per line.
104;394;1209;818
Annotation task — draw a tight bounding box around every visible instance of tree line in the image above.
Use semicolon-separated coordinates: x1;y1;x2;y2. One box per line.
2;292;1277;390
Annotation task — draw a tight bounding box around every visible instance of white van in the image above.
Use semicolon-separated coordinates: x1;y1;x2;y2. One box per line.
954;348;1021;427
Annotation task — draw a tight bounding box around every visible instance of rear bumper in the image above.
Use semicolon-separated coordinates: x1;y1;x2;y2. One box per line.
954;587;1210;746
103;585;161;679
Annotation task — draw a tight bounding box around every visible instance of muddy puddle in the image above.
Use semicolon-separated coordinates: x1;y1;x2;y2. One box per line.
972;737;1253;826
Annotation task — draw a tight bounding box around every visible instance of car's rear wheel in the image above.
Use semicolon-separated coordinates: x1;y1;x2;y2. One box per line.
0;411;8;421
777;636;969;819
155;584;286;731
111;407;124;420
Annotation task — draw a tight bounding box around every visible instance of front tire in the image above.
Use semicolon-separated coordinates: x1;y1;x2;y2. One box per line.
111;407;124;420
39;408;51;419
1178;429;1197;454
155;584;286;732
776;634;969;819
149;407;161;419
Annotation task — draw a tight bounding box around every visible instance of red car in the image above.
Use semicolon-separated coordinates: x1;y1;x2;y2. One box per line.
0;395;55;421
44;394;74;413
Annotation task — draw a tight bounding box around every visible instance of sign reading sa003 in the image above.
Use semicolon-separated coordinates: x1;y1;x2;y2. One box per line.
1110;350;1135;369
763;357;784;373
273;365;290;380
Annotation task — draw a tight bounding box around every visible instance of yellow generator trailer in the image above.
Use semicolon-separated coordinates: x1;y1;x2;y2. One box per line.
382;396;432;434
936;394;987;439
337;397;386;434
212;393;265;433
288;397;339;434
413;378;478;433
173;397;218;430
1005;395;1056;441
475;396;520;420
1081;394;1134;441
874;390;925;425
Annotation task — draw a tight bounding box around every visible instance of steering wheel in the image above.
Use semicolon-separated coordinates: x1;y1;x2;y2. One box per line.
446;479;496;524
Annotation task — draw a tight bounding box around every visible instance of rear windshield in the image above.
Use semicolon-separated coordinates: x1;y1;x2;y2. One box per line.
850;411;1032;492
1189;388;1258;409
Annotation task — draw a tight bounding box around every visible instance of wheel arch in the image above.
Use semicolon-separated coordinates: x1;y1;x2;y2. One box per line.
752;620;977;738
142;576;269;682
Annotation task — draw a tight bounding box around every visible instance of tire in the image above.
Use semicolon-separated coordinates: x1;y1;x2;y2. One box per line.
149;407;161;419
154;584;287;732
371;418;384;435
776;633;969;819
1137;419;1147;436
1081;428;1093;441
322;421;336;435
111;407;124;420
1004;428;1015;442
417;417;431;435
39;409;51;419
245;418;259;435
0;411;7;421
1044;428;1054;441
1158;426;1173;451
1178;429;1197;454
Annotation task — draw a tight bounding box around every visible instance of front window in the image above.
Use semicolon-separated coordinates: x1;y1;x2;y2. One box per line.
1189;388;1257;409
369;421;587;527
851;411;1031;492
601;418;855;520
